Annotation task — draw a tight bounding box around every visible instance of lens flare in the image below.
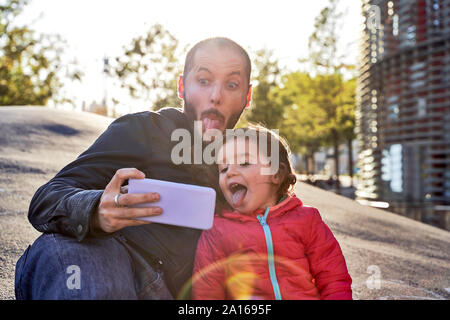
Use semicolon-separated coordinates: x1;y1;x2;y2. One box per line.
178;252;317;300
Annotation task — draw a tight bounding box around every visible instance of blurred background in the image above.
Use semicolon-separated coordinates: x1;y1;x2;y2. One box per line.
1;0;449;230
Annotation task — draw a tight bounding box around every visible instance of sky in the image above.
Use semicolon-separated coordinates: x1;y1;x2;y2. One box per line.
18;0;363;113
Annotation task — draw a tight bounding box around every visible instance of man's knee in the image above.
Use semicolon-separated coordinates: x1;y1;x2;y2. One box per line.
15;233;137;299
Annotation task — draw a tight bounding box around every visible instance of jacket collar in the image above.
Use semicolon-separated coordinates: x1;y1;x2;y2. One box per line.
219;194;303;223
157;107;194;133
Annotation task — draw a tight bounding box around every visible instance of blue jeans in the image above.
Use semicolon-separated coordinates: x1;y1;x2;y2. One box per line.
14;232;173;300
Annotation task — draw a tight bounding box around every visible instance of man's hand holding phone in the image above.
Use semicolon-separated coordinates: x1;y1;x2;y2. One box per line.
92;168;162;233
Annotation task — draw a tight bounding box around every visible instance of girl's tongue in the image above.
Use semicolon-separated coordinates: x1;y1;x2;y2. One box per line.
231;186;247;208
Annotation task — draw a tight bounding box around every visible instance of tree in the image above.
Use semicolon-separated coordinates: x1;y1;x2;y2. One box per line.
111;24;184;111
272;72;327;174
304;0;356;192
310;73;355;187
306;0;343;75
0;0;82;106
240;48;285;129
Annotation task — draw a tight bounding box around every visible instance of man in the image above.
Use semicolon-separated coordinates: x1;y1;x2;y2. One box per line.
14;37;253;299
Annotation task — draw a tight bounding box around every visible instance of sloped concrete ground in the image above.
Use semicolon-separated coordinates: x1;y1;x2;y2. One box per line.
0;107;113;299
0;107;449;300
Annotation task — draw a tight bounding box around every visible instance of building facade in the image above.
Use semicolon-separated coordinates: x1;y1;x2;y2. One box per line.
356;0;450;228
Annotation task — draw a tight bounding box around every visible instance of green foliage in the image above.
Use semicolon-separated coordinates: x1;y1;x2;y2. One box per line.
272;72;327;155
240;48;285;130
0;0;80;106
271;72;355;149
112;24;185;111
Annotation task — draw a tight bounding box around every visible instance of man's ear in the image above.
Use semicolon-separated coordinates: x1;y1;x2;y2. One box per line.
245;84;252;108
178;75;184;99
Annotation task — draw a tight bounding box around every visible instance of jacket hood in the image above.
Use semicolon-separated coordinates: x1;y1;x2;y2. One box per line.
219;194;303;223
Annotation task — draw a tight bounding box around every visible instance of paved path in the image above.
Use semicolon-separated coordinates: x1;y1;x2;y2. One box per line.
1;107;449;300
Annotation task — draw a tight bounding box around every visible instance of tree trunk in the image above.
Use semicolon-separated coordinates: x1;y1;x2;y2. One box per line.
304;154;310;175
307;153;314;183
311;151;316;175
332;129;340;194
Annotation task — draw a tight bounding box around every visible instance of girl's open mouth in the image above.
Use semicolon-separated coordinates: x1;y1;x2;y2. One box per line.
229;183;247;207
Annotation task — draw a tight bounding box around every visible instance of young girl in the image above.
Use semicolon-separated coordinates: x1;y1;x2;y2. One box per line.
192;126;352;300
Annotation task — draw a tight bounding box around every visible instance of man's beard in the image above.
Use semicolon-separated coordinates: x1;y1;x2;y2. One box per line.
183;100;245;132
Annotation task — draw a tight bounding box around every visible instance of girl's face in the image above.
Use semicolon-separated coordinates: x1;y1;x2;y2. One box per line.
217;137;280;215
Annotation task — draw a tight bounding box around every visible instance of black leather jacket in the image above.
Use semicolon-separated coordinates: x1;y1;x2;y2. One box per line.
27;107;219;296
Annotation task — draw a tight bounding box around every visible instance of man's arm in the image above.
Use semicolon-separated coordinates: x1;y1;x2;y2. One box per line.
28;114;161;241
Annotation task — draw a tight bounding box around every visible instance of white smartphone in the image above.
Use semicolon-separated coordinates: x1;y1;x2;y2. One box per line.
128;178;216;230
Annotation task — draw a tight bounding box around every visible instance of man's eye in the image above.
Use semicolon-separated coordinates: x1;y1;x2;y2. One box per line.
240;162;250;167
227;82;238;89
199;79;209;85
220;167;228;174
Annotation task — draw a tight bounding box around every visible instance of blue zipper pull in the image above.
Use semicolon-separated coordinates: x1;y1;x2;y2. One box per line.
257;215;266;226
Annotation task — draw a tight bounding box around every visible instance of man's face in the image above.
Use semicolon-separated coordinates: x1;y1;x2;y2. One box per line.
181;45;251;134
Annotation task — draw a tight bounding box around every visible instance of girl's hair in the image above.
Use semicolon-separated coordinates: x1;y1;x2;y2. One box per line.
222;124;297;202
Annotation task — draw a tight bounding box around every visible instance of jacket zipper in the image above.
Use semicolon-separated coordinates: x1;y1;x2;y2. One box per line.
257;206;282;300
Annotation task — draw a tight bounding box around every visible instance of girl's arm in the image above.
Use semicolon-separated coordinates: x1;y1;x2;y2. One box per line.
192;227;227;300
306;209;353;300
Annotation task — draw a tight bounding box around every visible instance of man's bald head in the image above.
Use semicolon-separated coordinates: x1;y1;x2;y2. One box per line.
183;37;251;84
